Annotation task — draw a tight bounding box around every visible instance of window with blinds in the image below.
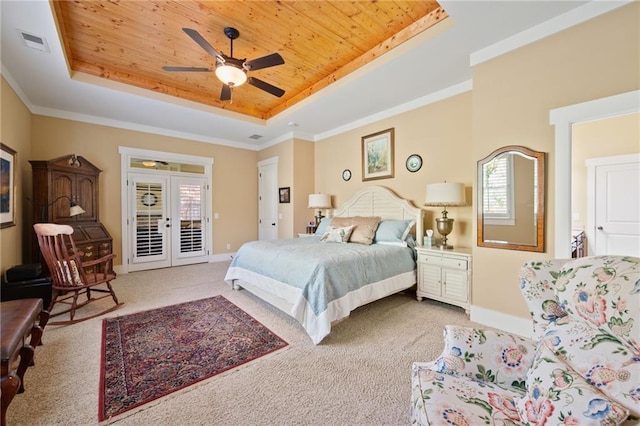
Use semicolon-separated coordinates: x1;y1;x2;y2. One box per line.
482;155;514;222
135;183;164;257
178;184;203;253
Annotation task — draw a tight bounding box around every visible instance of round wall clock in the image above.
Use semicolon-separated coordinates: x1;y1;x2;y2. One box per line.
141;192;157;206
406;154;423;172
342;169;352;181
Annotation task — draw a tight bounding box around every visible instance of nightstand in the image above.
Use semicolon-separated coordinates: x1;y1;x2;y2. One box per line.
416;246;471;314
306;225;318;234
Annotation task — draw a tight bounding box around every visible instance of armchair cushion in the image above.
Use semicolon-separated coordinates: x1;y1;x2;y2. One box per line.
411;364;525;426
514;341;629;425
431;325;535;393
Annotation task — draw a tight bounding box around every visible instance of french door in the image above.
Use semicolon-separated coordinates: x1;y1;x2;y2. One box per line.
129;174;208;271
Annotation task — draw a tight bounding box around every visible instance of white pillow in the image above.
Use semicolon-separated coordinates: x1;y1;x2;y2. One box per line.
320;225;355;243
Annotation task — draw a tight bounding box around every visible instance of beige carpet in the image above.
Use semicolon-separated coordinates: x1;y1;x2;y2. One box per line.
7;261;478;425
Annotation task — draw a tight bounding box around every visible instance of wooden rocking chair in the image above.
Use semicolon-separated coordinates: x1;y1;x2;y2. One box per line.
34;223;123;325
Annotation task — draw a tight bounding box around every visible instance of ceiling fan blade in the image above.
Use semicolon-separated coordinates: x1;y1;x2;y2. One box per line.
244;53;284;71
182;28;222;61
220;84;232;101
162;66;212;72
247;77;285;98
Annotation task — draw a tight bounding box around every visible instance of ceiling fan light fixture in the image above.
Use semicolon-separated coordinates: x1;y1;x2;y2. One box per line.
215;64;247;87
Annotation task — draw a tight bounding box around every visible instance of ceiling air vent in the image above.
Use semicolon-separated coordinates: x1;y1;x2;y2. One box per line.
17;29;50;53
249;134;263;140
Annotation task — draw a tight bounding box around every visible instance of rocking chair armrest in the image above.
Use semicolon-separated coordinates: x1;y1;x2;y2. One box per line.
430;325;536;389
80;253;116;268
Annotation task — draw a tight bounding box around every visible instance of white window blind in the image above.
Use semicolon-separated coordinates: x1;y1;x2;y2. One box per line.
178;184;203;253
483;156;514;221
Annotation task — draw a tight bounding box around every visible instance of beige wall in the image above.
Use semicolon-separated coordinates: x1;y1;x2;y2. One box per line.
471;3;639;318
572;112;640;250
0;77;32;271
292;139;315;234
27;115;258;265
314;92;474;248
258;140;293;238
258;138;316;238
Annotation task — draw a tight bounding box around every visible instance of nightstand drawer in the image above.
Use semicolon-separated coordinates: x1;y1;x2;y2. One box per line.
418;253;467;270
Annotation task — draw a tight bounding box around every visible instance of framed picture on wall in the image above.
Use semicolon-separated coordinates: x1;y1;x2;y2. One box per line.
279;187;290;203
362;128;394;181
0;143;17;228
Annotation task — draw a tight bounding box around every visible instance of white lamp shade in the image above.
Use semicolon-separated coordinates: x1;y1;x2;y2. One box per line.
424;182;466;206
215;64;247;87
69;204;86;217
308;194;332;209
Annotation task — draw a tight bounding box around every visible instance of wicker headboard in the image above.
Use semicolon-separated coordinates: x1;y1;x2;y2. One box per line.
333;186;423;246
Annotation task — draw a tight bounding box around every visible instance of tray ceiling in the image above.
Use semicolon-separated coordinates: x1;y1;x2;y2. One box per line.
51;1;446;121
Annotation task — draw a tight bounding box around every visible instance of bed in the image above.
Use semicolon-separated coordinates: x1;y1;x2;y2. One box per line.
224;186;424;344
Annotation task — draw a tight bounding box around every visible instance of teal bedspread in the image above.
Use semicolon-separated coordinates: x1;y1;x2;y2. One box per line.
224;237;416;343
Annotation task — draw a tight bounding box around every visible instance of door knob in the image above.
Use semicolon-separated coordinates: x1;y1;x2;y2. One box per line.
597;226;603;230
271;223;276;226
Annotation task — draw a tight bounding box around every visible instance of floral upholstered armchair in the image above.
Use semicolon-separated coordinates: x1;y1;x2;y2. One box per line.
411;255;640;425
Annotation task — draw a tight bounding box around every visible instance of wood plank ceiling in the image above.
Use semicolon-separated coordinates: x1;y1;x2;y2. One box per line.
51;1;447;121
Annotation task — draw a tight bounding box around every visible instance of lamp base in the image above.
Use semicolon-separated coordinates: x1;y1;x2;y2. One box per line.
435;217;454;250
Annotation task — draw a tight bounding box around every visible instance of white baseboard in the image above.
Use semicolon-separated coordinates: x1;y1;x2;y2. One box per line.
469;305;533;339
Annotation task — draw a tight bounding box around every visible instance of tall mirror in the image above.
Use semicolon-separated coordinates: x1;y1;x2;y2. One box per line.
477;145;546;252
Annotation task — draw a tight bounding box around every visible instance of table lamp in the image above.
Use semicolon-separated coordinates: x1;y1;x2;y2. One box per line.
40;195;86;222
308;194;332;226
424;182;466;249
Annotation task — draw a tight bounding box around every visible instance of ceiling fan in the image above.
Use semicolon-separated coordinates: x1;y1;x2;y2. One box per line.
163;27;285;101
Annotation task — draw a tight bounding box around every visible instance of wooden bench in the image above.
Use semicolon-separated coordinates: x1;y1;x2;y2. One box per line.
1;299;49;426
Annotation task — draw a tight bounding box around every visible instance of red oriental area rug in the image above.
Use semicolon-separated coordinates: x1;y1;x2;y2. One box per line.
99;295;287;421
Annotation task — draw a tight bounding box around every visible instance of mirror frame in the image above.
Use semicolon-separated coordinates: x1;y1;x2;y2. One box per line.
477;145;546;252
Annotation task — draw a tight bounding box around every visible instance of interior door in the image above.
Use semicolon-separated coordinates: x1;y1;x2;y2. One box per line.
258;160;278;240
129;175;171;271
593;158;640;256
170;177;208;266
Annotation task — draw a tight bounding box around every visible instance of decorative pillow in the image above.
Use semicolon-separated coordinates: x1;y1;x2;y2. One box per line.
314;217;331;236
320;225;355;243
514;340;630;426
374;219;415;245
57;259;84;286
331;216;381;245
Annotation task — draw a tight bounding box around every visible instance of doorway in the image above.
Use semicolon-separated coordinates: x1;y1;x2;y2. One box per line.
119;147;213;273
550;90;640;258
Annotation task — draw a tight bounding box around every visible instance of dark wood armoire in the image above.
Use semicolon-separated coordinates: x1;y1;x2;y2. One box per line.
30;155;113;266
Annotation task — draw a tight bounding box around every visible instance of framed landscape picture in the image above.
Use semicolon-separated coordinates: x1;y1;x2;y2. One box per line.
362;128;394;181
1;143;17;228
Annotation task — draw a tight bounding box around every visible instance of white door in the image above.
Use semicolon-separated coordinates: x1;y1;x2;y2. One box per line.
258;159;278;240
129;174;208;271
171;177;208;266
130;175;171;271
589;154;640;256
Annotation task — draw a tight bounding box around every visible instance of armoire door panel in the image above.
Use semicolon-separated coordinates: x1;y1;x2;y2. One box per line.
76;174;97;221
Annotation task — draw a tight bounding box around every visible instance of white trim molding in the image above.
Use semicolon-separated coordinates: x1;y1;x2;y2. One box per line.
470;1;632;67
118;146;214;273
550;90;640;258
